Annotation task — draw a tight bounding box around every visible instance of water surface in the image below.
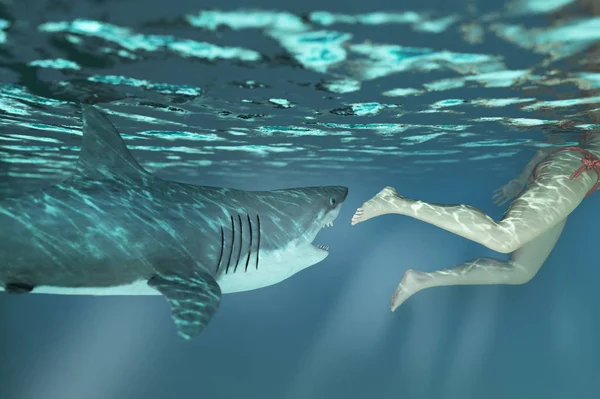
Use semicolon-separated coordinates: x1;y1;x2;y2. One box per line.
0;0;598;398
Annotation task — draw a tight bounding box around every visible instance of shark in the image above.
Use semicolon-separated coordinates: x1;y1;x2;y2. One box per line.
0;104;348;340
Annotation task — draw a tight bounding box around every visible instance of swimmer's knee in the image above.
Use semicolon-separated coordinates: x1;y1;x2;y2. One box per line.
490;241;520;254
491;224;531;254
507;268;537;285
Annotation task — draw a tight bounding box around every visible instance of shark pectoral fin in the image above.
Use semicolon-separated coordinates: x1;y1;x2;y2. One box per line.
148;269;222;341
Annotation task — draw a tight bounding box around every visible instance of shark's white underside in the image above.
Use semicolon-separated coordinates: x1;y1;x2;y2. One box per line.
0;244;328;296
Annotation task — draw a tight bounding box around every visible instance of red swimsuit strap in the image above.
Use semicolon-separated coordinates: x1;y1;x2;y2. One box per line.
531;146;600;197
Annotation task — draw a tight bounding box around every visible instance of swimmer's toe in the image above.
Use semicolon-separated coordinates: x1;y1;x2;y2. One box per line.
351;186;402;225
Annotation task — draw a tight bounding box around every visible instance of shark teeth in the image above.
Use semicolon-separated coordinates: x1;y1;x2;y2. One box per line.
317;221;333;251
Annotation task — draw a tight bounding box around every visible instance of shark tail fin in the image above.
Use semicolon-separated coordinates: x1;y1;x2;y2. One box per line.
76;104;149;181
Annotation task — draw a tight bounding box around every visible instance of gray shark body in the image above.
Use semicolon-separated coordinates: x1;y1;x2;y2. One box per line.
0;105;348;339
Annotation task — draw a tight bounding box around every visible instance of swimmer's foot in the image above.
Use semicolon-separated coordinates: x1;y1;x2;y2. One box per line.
391;269;431;311
351;186;404;226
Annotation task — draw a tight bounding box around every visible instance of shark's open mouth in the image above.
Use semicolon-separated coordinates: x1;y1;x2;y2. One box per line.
313;220;334;252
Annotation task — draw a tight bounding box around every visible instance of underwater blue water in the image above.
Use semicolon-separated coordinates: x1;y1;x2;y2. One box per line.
0;0;598;398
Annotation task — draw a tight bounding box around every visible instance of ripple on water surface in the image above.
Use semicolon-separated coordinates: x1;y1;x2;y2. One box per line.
0;3;597;185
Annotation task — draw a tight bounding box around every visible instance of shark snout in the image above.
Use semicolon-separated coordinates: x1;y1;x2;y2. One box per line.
319;186;348;229
329;186;349;203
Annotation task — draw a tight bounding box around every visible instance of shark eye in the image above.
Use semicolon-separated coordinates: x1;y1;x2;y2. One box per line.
329;197;336;206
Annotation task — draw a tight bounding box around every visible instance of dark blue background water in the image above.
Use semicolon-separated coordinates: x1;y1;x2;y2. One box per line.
0;0;598;398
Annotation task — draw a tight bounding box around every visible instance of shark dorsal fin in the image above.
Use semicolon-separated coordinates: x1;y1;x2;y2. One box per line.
76;104;149;180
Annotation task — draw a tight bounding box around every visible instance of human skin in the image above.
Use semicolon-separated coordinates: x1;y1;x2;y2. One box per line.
351;132;600;311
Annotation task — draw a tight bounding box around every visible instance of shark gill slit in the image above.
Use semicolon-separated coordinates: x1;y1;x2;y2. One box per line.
233;214;243;273
215;226;224;273
225;215;235;274
256;214;261;270
244;214;253;272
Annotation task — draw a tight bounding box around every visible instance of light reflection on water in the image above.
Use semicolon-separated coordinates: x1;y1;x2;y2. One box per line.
0;1;598;398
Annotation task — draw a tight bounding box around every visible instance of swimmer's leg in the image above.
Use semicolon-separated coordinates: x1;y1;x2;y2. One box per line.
351;170;591;253
391;217;567;311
